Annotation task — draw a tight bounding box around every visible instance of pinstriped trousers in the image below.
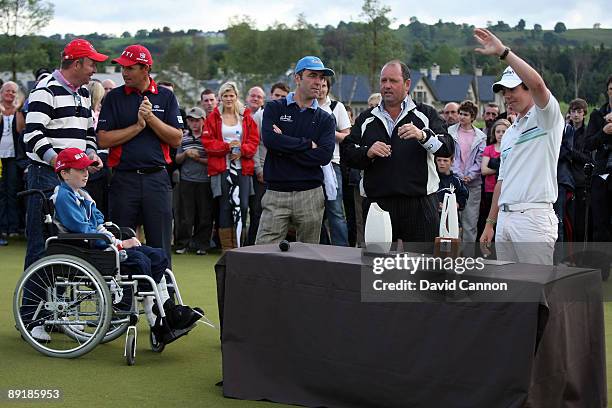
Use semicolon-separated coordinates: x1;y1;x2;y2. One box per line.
368;194;440;243
255;187;325;244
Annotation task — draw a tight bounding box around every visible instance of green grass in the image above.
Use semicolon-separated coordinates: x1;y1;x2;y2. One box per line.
1;240;610;406
0;239;287;408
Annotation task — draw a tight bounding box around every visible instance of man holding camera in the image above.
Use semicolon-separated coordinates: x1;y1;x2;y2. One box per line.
585;75;612;243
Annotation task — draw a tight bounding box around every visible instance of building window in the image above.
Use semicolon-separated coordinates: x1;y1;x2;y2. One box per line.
413;91;426;103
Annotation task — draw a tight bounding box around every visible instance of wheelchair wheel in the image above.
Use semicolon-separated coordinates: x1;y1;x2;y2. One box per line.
125;332;136;366
62;284;133;344
100;284;137;344
14;255;113;359
62;315;130;344
150;329;165;353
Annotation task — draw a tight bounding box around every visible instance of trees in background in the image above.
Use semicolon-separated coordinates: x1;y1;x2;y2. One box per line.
0;0;54;79
1;1;610;107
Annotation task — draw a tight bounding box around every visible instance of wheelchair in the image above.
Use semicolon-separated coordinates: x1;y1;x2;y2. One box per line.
13;188;213;365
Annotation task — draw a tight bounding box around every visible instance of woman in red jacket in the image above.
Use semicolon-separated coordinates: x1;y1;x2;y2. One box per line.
201;81;259;249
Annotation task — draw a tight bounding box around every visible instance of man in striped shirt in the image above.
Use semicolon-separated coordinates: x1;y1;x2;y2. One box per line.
23;38;107;269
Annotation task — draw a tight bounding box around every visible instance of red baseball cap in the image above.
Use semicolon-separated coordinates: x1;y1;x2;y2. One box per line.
63;39;108;62
55;148;96;173
112;44;153;67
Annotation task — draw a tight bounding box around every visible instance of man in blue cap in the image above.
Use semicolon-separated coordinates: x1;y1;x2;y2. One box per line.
255;56;336;244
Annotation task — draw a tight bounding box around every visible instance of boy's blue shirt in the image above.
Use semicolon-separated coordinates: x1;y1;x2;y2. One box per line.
53;182;107;246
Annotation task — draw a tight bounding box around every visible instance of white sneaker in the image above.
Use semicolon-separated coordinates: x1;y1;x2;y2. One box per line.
31;326;51;342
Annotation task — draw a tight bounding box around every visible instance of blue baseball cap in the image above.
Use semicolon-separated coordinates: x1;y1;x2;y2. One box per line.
294;56;335;77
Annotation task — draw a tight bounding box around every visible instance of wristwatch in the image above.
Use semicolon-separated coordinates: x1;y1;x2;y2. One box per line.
419;128;435;144
499;47;511;60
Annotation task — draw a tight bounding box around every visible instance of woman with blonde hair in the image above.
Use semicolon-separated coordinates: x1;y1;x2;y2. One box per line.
87;80;110;216
367;93;382;108
202;82;259;249
0;81;25;245
88;80;105;128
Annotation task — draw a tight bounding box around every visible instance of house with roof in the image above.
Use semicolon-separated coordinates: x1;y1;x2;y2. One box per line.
330;74;373;115
417;64;504;114
408;70;438;106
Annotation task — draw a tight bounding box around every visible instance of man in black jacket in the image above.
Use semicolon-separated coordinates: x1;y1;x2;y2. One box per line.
585;75;612;243
341;60;454;242
567;98;593;242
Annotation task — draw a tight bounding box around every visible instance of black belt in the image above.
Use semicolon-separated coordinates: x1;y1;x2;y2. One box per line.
116;166;166;175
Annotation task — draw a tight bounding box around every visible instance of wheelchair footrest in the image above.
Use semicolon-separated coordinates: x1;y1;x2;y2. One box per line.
155;324;196;346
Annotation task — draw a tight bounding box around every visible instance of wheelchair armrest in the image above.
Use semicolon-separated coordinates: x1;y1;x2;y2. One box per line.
56;233;114;244
120;227;136;239
102;222;135;239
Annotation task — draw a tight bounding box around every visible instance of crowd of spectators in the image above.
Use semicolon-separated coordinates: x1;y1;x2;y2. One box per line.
1;38;610;262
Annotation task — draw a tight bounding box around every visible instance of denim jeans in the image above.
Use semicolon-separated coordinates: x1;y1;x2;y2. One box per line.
0;158;20;234
22;163;60;327
324;163;348;246
24;163;59;268
461;184;482;243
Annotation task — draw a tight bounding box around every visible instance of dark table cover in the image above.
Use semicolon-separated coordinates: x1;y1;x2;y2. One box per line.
215;243;606;408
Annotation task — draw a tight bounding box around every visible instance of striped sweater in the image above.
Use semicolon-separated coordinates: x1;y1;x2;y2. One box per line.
24;71;96;165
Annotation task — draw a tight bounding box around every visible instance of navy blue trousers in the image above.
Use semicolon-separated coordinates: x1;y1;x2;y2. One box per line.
109;169;173;261
122;245;168;284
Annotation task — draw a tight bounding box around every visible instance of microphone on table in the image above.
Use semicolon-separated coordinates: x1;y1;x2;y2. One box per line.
279;240;290;252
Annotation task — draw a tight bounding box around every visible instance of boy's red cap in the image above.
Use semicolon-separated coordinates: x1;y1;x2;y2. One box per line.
55;148;95;173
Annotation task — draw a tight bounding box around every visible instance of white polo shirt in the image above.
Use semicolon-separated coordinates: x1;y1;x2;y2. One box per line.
497;94;564;206
319;97;352;164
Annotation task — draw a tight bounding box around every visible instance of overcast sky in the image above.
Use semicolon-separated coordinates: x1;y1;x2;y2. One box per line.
39;0;611;36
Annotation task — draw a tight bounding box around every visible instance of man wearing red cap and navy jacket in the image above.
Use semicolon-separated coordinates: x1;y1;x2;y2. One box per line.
97;45;182;260
23;38;107;269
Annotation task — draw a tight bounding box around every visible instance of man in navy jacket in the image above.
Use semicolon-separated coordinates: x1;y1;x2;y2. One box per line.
255;56;335;244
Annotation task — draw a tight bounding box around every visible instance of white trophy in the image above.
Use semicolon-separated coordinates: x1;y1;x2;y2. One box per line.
435;185;461;257
439;186;460;239
364;202;393;253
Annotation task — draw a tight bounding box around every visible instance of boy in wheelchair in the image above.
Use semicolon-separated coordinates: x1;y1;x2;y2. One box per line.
51;148;202;344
